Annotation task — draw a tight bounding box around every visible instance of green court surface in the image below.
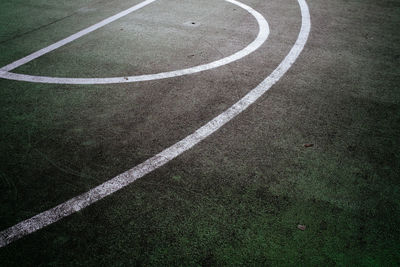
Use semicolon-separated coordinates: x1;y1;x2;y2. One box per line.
0;0;399;265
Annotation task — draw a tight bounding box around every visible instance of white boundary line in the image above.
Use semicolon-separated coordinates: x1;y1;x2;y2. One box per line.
0;0;310;247
0;0;157;72
0;0;269;84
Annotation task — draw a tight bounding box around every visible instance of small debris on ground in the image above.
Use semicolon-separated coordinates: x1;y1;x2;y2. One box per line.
304;143;314;148
297;224;306;231
124;77;128;80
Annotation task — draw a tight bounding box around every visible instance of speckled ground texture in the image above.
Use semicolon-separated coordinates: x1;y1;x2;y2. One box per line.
0;0;399;265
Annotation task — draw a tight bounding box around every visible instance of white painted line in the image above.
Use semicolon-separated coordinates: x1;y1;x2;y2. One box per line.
0;0;158;72
0;0;311;247
0;0;269;84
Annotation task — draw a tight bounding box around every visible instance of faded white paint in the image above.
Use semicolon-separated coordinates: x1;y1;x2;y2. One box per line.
0;0;269;84
0;0;311;247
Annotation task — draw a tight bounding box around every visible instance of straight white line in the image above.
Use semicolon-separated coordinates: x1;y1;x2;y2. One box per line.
0;0;269;84
0;0;311;248
0;0;158;72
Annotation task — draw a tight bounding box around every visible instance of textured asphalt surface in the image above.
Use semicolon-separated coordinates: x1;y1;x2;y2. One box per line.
0;0;399;265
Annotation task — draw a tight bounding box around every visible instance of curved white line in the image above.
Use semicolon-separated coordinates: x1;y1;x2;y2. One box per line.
0;0;269;84
0;0;311;247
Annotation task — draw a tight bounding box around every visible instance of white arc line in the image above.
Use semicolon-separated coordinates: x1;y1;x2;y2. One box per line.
0;0;269;84
0;0;310;248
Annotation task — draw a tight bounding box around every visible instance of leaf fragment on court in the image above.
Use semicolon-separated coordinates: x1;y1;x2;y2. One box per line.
297;224;306;231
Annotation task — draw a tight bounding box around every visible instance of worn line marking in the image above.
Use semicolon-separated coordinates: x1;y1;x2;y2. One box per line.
0;0;269;84
0;0;310;247
0;0;157;72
